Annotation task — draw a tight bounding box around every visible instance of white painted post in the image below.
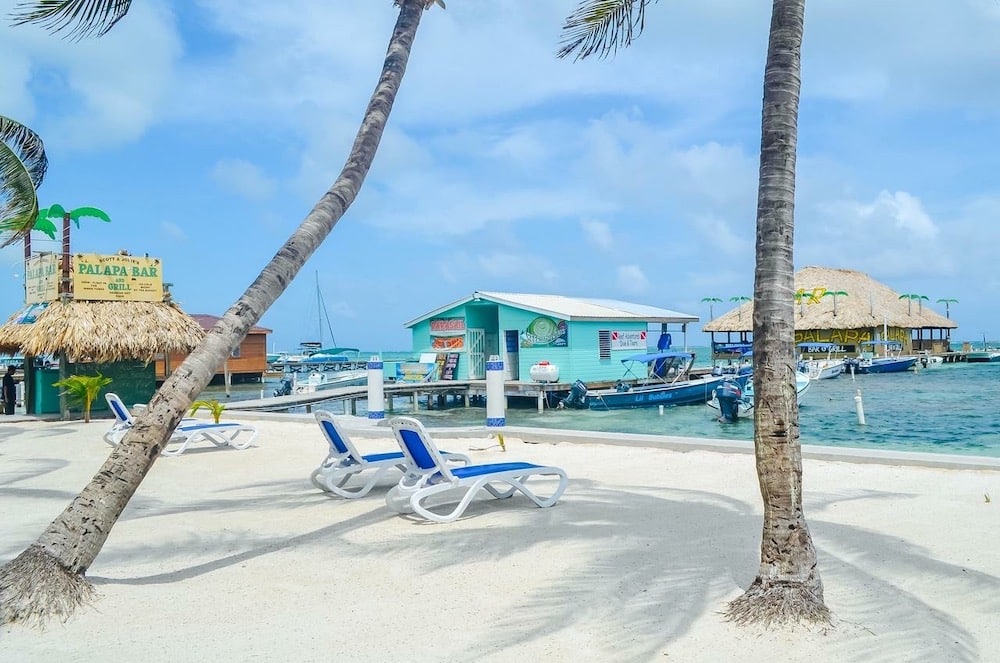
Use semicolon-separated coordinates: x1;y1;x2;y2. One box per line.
486;355;506;450
367;355;384;420
854;389;866;425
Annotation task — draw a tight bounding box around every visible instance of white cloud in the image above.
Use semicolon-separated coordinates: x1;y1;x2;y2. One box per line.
617;265;650;295
0;0;183;150
581;218;613;251
161;221;186;241
210;159;277;200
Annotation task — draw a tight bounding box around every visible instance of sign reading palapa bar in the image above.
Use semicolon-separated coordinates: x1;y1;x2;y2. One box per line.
73;253;164;302
25;254;60;304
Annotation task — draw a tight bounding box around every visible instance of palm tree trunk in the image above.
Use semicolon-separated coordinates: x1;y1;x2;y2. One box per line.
726;0;829;625
0;0;429;627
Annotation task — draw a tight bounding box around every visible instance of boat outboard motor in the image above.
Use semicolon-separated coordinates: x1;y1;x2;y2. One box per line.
273;378;293;397
559;379;589;409
714;379;743;423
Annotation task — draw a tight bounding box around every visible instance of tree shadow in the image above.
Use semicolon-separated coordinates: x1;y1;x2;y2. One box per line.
80;477;1000;661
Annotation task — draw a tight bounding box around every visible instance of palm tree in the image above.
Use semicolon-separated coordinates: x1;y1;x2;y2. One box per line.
898;293;929;315
560;0;828;624
793;289;807;317
701;296;723;320
936;297;958;319
0;0;439;626
822;289;848;317
729;295;751;322
1;116;51;417
0;115;49;259
36;204;112;295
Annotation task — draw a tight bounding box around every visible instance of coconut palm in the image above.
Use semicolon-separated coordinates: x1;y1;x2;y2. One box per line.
936;297;958;319
560;0;828;624
1;0;439;626
0;115;49;260
700;296;722;320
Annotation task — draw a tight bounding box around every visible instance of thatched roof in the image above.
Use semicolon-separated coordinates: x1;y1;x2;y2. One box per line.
702;266;958;333
0;300;206;362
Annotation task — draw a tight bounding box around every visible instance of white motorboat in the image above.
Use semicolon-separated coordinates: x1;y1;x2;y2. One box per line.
797;342;845;380
706;371;811;422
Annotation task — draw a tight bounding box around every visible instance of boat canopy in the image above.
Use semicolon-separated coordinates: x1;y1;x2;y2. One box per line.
861;340;902;347
313;347;361;355
621;351;693;365
715;343;752;355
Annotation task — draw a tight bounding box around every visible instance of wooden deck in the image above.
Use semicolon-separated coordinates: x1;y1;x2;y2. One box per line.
224;379;575;414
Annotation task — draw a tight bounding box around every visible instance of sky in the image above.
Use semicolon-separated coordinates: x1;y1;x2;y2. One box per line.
3;0;1000;353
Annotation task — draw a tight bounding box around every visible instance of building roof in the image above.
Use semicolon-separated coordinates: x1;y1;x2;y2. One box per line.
702;266;958;333
404;291;699;328
0;300;206;362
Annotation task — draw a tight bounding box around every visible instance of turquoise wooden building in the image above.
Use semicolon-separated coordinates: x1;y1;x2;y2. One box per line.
404;292;699;383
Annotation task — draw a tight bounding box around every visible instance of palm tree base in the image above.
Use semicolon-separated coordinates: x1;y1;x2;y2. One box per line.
725;577;831;626
0;544;95;627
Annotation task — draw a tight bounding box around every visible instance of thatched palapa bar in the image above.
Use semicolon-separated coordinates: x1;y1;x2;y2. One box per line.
702;266;958;355
0;300;204;363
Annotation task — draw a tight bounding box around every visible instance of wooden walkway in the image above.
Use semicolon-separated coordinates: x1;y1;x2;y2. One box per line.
224;379;573;414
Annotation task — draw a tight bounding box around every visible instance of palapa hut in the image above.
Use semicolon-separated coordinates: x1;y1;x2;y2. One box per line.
0;300;204;415
702;266;957;358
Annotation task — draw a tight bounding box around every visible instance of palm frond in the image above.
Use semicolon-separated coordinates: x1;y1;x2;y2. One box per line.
10;0;133;40
33;217;59;239
0;115;48;187
69;206;111;228
557;0;653;61
0;142;40;248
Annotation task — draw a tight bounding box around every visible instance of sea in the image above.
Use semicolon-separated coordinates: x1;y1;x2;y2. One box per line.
198;347;1000;459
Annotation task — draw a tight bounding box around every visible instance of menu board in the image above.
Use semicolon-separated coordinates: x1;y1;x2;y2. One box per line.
441;353;459;380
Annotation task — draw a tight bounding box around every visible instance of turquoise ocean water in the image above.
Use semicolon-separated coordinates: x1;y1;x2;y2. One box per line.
201;348;1000;458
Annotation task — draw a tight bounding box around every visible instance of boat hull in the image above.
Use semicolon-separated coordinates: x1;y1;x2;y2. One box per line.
845;357;917;374
966;351;1000;363
583;375;725;410
799;359;845;380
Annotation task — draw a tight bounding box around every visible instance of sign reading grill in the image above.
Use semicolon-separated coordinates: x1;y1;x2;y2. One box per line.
73;253;164;302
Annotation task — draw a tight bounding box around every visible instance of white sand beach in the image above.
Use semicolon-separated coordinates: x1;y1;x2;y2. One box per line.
2;413;999;662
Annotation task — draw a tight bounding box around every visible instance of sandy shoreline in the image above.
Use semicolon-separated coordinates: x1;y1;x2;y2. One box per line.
2;414;999;662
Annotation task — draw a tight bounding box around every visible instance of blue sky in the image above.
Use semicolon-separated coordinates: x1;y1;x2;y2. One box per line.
3;0;1000;352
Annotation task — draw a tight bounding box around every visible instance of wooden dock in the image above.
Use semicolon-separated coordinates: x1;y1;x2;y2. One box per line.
224;379;574;414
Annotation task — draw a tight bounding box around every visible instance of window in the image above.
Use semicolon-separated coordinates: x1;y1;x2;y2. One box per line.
598;330;611;359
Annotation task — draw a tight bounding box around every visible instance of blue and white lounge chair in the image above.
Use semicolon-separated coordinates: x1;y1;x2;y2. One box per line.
103;392;259;456
310;410;470;499
386;416;569;523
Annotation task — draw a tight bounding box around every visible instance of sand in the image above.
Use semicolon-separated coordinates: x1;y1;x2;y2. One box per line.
1;413;999;663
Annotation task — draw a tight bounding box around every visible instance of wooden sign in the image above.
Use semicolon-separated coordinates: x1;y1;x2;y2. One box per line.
72;253;164;302
24;254;59;304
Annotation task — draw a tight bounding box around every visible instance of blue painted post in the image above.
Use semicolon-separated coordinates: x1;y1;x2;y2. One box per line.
367;355;384;420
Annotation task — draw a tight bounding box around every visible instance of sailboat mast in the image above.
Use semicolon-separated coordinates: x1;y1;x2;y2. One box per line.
316;271;323;347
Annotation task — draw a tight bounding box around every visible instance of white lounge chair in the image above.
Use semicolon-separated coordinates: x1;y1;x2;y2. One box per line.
310;410;470;498
103;392;258;456
385;416;568;523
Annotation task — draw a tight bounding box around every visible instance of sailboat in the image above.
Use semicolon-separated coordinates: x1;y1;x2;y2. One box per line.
267;273;365;378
